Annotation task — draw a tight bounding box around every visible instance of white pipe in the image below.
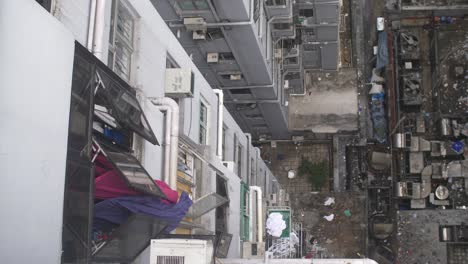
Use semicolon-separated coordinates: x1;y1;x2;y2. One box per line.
153;105;172;183
87;0;97;51
245;133;252;184
213;89;224;159
249;185;254;242
151;98;179;190
92;0;106;60
250;186;263;243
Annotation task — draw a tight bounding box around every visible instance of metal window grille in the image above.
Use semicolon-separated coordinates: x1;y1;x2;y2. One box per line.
108;0;134;81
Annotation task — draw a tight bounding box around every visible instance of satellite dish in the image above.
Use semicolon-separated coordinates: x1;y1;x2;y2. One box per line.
288;170;296;179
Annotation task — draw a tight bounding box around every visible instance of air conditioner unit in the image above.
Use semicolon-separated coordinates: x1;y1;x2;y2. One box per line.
222;161;237;173
193;31;206;40
206;52;219;63
274;48;282;59
184;17;207;32
165;68;194;98
230;74;242;81
150;239;213;264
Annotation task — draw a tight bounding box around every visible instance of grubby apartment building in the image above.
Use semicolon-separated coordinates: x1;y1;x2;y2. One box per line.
0;0;281;263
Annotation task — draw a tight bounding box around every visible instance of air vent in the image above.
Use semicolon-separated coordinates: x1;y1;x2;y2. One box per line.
157;256;185;264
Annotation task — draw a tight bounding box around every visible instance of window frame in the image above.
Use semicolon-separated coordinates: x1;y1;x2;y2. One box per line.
108;0;136;81
222;124;228;161
177;0;210;11
199;99;209;145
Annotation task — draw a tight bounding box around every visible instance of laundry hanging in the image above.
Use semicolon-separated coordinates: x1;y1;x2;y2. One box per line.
93;192;192;234
94;154;179;203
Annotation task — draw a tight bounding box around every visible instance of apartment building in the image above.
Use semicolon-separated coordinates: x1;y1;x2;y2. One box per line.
0;0;280;263
151;0;291;140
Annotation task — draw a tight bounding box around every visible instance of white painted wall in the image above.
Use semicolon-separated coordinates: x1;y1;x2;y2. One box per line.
0;1;75;263
48;0;280;260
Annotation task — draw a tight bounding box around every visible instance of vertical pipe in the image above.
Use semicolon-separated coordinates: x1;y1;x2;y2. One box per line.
214;89;224;159
151;98;179;190
92;0;106;60
87;0;97;51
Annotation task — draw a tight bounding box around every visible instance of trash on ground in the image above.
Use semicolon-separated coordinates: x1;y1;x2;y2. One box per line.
323;214;335;222
324;197;335;206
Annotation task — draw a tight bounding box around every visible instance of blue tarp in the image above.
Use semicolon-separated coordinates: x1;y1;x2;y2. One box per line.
376;31;389;70
93;192;192;233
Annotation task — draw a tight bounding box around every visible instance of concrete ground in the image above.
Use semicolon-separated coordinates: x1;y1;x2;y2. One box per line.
258;142;367;258
290;192;367;259
259;142;332;193
288;69;359;134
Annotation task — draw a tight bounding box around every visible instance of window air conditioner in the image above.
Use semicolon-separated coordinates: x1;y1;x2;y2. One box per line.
230;74;242;81
274;48;282;59
165;68;194;98
222;161;237;173
184;17;207;32
193;31;206;40
206;53;219;63
150;239;213;264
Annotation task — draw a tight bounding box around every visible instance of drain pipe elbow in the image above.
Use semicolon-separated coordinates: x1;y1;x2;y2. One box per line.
151;97;179;190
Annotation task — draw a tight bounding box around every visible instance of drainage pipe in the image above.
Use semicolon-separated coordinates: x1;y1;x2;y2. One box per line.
151;98;179;189
213;89;224;159
250;186;263;243
245;133;252;184
87;0;97;51
92;0;106;60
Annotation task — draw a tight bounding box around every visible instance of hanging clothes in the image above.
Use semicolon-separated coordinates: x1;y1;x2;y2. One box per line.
94;154;179;203
93;192;192;233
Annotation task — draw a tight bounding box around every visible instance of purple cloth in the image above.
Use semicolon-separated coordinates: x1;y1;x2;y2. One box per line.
93;192;192;233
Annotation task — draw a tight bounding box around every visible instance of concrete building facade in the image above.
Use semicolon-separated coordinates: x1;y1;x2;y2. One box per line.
0;0;280;263
151;0;291;140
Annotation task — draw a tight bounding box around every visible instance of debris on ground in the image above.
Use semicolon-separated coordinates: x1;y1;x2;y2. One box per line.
324;197;335;206
323;214;335;222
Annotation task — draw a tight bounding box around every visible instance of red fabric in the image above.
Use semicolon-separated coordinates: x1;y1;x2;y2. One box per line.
94;154;178;203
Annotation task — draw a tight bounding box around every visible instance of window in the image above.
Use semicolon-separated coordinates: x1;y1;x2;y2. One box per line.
166;53;179;69
240;183;250;241
207;28;224;40
266;0;286;6
108;0;135;81
220;73;243;80
250;157;255;184
236;143;243;177
299;8;314;17
273;23;291;30
222;124;227;161
35;0;52;11
178;0;209;11
219;52;235;62
245;113;262;119
230;88;251;95
199;100;208;144
254;0;260;22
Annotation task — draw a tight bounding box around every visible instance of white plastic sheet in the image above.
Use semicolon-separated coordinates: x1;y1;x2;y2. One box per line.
266;212;287;237
323;197;335;206
323;214;335;222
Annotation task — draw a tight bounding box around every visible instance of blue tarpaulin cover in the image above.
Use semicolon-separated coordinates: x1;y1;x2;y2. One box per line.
376;31;389;70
